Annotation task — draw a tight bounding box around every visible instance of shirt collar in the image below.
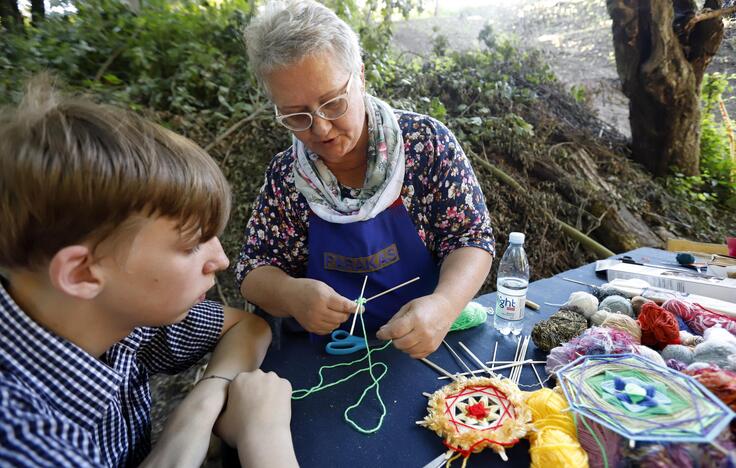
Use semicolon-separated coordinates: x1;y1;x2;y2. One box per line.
0;280;126;430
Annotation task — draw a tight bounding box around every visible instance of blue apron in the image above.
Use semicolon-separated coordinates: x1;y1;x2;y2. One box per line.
307;198;440;338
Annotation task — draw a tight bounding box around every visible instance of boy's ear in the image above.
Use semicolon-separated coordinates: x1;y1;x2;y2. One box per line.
48;245;104;299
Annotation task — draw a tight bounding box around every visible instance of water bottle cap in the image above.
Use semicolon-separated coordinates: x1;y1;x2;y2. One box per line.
509;232;525;244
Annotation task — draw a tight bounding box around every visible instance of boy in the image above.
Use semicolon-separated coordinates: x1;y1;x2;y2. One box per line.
0;78;298;467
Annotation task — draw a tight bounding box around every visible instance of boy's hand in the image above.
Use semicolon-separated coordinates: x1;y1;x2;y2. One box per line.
376;294;455;359
284;278;358;335
215;370;292;448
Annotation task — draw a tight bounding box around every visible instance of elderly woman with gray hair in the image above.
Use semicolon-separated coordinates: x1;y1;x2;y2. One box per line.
236;0;495;359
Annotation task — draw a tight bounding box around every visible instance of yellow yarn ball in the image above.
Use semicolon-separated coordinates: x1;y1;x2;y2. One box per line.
525;388;589;468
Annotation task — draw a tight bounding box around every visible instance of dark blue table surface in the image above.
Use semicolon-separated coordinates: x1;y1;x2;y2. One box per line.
258;247;675;467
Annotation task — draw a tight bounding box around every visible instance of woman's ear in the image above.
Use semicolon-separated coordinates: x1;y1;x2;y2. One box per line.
48;245;104;299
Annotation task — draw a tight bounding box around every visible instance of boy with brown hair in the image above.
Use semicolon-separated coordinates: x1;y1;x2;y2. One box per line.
0;78;298;467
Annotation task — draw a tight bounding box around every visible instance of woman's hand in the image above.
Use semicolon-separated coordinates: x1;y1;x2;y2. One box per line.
284;277;358;335
375;293;457;359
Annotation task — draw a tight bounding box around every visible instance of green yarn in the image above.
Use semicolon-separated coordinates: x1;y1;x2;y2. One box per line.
291;308;392;434
449;301;488;331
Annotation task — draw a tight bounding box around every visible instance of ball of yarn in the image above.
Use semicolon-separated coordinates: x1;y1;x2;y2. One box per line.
637;302;681;350
600;313;641;342
592;285;634;302
531;309;588;352
693;327;736;371
630;296;652;316
634;344;666;366
662;299;736;336
661;344;695;365
599;295;635;318
575;414;621;468
666;359;688;371
449;302;487;331
679;330;703;346
564;291;598;319
676;252;696;265
588;309;610;326
525;388;589;468
683;366;736;412
545;326;638;374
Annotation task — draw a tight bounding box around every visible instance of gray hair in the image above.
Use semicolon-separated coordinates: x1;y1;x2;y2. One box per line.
244;0;362;93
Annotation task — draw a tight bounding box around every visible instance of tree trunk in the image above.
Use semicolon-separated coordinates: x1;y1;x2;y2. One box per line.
607;0;726;177
30;0;44;25
0;0;22;30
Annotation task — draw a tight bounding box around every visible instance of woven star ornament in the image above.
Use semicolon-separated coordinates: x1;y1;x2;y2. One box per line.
420;376;533;463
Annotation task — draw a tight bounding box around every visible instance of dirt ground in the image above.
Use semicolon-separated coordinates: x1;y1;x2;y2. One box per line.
393;0;736;138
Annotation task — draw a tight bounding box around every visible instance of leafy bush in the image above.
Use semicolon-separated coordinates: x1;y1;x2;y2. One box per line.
666;72;736;208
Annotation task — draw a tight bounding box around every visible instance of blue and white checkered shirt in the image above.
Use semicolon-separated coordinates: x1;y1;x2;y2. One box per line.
0;280;224;467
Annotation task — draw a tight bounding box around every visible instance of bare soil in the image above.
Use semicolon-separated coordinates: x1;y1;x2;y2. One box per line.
393;0;736;138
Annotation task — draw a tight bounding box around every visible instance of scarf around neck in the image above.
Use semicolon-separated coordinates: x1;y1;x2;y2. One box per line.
293;94;405;224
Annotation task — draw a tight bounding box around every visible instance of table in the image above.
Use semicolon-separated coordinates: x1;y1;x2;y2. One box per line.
251;247;674;467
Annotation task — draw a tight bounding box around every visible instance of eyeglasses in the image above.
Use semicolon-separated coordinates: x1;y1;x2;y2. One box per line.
274;74;353;132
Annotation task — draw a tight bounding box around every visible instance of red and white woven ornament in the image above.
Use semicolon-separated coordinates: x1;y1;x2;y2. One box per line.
420;376;533;466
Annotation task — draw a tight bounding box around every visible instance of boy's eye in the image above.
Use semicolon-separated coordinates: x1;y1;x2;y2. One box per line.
187;244;202;254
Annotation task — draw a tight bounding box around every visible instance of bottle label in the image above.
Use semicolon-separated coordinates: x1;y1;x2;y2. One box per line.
495;292;525;320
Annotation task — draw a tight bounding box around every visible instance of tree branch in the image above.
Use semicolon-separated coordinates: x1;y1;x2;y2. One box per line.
685;5;736;32
203;104;269;152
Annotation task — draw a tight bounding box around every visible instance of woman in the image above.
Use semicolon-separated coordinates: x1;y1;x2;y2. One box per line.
236;0;495;359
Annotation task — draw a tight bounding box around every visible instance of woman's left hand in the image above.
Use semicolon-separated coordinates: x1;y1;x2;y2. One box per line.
375;294;457;359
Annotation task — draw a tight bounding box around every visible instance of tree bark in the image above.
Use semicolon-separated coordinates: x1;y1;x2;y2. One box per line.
607;0;726;177
0;0;22;30
30;0;44;25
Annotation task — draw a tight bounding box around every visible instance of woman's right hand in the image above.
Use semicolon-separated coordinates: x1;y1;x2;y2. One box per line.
284;278;358;334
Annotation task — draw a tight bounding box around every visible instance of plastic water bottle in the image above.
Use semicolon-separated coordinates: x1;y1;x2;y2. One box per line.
493;232;530;336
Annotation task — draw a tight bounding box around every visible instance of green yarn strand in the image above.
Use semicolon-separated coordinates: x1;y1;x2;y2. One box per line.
291;310;392;434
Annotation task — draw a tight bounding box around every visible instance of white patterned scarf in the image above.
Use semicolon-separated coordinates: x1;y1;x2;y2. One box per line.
293;94;405;224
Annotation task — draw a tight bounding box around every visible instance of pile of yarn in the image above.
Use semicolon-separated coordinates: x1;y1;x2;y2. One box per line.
682;365;736;412
662;299;736;336
637;302;680;350
621;430;736;468
562;292;642;342
545;327;638;374
524;388;589;468
531;309;588;352
661;327;736;372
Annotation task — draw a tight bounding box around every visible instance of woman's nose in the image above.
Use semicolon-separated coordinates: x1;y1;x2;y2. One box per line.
310;115;332;138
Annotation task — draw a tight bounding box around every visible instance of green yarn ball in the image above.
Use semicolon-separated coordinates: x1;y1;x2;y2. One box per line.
449;302;488;331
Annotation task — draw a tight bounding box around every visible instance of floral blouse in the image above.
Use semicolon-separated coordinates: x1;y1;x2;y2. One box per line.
235;111;496;285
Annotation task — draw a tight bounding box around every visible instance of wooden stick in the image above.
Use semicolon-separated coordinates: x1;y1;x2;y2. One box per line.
457;341;494;376
492;341;498;368
516;336;530;384
348;275;369;336
486;360;546;364
525;299;540;310
531;362;545;387
421;357;459;381
363;276;420;303
438;360;534;379
442;340;474;375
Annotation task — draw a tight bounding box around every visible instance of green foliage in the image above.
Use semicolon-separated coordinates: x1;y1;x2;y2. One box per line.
666;73;736;208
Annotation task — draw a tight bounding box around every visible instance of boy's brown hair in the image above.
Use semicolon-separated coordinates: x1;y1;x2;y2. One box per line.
0;76;232;270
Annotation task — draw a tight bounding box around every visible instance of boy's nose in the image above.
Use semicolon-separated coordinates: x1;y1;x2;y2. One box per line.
203;237;229;274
